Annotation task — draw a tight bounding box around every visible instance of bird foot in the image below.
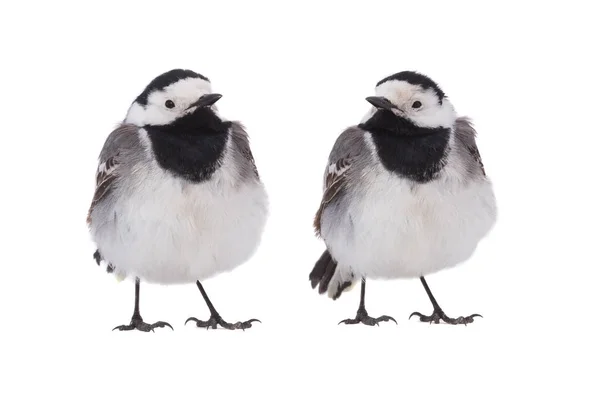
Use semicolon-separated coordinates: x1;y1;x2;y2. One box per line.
185;314;261;330
409;309;482;325
338;307;397;326
113;315;173;332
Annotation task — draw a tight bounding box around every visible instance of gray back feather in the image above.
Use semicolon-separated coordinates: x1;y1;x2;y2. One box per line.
314;126;372;235
98;123;143;166
324;126;372;187
229;121;260;183
453;117;486;178
87;123;144;225
327;126;367;163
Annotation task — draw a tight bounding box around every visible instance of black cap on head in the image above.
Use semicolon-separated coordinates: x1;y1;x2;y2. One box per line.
376;71;445;104
135;69;210;105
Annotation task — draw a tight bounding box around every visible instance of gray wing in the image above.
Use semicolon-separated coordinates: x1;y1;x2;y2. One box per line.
313;126;367;236
229;121;260;182
454;117;486;177
86;123;141;225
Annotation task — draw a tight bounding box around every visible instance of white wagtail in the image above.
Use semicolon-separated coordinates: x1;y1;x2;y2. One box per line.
87;69;268;332
310;71;497;325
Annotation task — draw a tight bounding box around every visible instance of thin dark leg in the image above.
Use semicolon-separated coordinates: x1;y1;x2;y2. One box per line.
132;278;142;319
419;277;442;310
112;278;173;332
185;281;261;330
358;278;367;310
338;279;397;326
409;277;482;325
195;281;219;316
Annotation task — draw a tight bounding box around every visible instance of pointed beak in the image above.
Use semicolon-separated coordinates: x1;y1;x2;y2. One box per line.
186;93;223;110
365;96;396;111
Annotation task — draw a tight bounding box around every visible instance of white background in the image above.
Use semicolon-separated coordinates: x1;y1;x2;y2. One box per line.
1;0;599;398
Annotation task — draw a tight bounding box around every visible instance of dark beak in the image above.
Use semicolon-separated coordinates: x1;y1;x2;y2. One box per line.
365;96;396;111
186;93;223;110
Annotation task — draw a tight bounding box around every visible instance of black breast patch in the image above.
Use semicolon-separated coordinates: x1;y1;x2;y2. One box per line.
146;109;231;183
360;110;450;183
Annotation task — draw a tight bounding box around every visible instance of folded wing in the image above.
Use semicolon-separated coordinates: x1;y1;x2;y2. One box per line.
313;127;366;236
454;117;486;177
87;123;141;225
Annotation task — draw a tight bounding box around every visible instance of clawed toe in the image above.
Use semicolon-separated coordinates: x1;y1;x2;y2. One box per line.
409;309;482;325
112;324;136;332
113;318;173;332
339;309;397;327
152;321;174;330
223;319;261;330
450;314;482;325
185;317;202;326
185;315;260;330
185;317;218;329
375;315;398;325
408;311;427;321
234;318;261;330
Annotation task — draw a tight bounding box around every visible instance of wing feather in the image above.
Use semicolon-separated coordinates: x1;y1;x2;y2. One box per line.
454;117;486;177
86;124;140;224
313;127;366;236
229;121;259;179
313;157;353;235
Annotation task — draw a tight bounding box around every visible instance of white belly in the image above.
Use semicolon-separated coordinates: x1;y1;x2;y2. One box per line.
324;170;496;279
92;166;268;284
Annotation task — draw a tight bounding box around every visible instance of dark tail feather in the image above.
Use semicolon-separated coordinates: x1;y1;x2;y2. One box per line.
93;250;102;265
310;250;356;299
332;280;353;300
309;249;339;295
93;249;115;273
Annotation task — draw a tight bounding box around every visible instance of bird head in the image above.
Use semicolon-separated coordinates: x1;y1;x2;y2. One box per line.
364;71;456;130
125;69;222;126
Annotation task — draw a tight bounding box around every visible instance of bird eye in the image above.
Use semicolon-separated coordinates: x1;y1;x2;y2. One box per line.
165;100;175;109
412;101;422;109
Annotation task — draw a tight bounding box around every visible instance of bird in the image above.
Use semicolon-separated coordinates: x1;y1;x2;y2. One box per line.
309;71;497;326
87;69;268;332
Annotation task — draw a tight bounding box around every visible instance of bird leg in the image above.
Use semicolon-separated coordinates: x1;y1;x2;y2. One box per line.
409;277;482;325
185;281;260;330
113;278;173;332
339;279;397;326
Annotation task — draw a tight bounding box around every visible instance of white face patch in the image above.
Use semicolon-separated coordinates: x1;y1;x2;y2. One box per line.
374;80;456;129
125;77;213;126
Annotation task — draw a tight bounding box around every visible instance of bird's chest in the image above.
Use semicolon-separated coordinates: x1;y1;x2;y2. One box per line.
128;161;246;233
146;125;229;183
354;173;444;233
351;167;492;244
335;170;495;277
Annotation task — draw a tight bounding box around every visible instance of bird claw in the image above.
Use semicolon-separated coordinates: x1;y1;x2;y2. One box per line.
338;308;397;327
409;311;426;320
185;315;260;331
113;317;173;332
409;309;482;325
185;317;201;325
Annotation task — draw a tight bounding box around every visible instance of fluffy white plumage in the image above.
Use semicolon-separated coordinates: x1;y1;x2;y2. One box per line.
91;131;269;284
324;132;496;281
